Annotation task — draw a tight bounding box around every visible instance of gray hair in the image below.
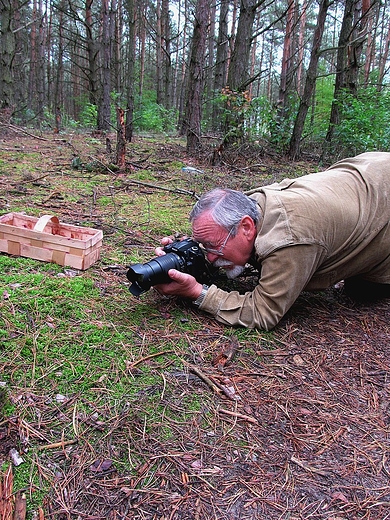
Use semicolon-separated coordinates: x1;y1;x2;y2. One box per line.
189;188;261;233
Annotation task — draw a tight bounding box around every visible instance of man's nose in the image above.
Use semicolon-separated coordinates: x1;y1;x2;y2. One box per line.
206;252;219;263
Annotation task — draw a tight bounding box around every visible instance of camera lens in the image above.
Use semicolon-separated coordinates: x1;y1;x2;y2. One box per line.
127;253;185;296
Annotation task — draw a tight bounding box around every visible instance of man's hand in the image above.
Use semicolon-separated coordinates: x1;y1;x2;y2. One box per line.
155;236;173;257
154;269;203;300
155;235;188;257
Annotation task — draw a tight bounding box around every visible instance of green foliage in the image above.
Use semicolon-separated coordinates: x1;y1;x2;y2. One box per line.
247;95;276;139
74;92;125;129
333;86;390;154
208;77;390;156
217;87;254;142
78;102;98;128
211;88;278;144
269;94;300;151
134;91;178;134
0;386;10;419
306;76;335;139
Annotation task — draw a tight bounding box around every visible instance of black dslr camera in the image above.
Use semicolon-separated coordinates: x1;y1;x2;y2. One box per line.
127;238;212;296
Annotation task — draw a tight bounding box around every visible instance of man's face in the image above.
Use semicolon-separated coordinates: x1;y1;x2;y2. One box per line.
192;211;255;278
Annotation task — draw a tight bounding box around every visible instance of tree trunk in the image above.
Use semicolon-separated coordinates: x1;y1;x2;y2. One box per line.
125;0;136;141
226;0;261;91
345;0;370;96
11;0;24;110
98;0;112;130
156;0;163;105
0;0;16;110
112;0;121;93
37;0;46;122
206;0;216;100
116;107;126;168
85;0;100;107
288;0;331;159
28;0;38;114
213;0;229;90
177;0;189;134
377;3;390;90
27;0;46;124
156;0;171;108
296;0;308;95
162;0;172;109
277;0;296;112
212;0;229;131
185;0;210;154
138;0;147;98
363;1;377;86
224;0;263;142
53;0;65;133
324;0;354;147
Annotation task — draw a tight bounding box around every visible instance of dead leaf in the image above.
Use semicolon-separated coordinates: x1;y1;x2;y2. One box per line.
331;491;349;503
212;337;239;368
190;459;203;470
90;459;114;472
293;354;305;366
298;407;313;415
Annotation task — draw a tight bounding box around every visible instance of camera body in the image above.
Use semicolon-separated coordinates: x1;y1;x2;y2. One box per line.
127;238;212;296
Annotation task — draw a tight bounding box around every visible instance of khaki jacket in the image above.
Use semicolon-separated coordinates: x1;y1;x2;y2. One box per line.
199;152;390;330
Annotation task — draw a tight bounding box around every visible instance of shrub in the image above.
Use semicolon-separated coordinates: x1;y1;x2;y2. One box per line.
134;91;177;134
333;86;390;154
78;102;98;128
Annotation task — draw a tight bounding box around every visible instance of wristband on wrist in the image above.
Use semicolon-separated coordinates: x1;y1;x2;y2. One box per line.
193;284;209;307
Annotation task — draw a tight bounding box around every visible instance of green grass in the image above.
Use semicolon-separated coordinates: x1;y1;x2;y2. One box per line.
0;248;205;515
0;249;207;406
0;134;277;518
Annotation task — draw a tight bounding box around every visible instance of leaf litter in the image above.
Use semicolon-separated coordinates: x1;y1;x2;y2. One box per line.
0;130;389;519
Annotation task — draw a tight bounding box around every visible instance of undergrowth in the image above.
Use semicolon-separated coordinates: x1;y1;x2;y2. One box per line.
0;132;287;517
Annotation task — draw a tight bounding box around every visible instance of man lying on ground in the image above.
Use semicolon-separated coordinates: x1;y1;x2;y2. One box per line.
154;152;390;330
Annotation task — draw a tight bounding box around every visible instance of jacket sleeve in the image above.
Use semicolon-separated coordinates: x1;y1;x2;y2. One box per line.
198;244;328;330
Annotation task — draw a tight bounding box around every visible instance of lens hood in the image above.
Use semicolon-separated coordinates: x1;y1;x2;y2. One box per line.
127;253;185;295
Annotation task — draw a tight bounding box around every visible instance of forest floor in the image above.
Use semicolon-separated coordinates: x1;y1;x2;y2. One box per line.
0;128;390;520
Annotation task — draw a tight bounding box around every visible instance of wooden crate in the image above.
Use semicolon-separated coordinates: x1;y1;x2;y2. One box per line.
0;213;103;270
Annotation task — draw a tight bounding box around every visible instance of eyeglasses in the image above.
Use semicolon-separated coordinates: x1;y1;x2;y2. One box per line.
202;227;234;256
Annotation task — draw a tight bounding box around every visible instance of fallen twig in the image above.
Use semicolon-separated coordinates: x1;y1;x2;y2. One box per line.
218;407;258;424
0;465;13;520
37;439;78;451
290;455;332;477
30;172;53;183
123;179;199;199
41;191;63;204
182;360;223;396
256;349;290;356
13;492;26;520
128;350;174;368
0;122;66;142
182;360;239;400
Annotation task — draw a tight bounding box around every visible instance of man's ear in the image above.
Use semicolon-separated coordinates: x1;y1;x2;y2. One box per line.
240;215;257;240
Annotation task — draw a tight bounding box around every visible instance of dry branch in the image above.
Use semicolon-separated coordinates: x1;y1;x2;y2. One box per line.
0;466;14;520
123;179;199;198
182;360;223;396
182;360;239;400
0;122;66;143
37;439;78;451
13;492;26;520
127;350;174;369
218;407;258;424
